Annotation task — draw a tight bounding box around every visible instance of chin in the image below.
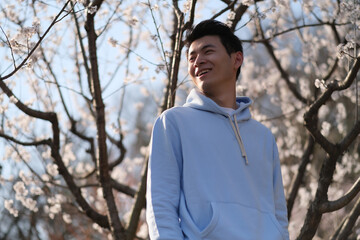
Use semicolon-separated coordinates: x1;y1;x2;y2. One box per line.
198;85;215;97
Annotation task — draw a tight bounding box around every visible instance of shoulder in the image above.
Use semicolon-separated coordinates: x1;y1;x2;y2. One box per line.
247;119;275;139
153;106;191;129
161;106;187;116
157;106;194;122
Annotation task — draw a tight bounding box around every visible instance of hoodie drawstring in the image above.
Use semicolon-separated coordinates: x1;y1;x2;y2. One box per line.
228;115;249;165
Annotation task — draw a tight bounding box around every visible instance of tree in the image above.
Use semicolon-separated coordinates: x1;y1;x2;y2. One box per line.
0;0;359;239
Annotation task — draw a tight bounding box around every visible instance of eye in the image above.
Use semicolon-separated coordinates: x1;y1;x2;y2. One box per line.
205;49;214;54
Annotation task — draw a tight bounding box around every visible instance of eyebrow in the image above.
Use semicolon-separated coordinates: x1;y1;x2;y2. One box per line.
188;44;216;56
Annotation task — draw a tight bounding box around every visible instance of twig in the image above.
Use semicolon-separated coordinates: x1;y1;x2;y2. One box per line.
253;6;308;104
0;0;73;81
0;132;51;146
331;196;360;240
211;0;237;20
71;1;93;98
242;22;350;43
0;26;16;69
147;0;170;77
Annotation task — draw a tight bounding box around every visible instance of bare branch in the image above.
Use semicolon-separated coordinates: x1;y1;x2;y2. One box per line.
340;120;360;152
0;132;51;146
126;158;148;240
108;132;127;170
0;54;110;232
319;177;360;213
332;54;360;91
287;136;315;220
331;196;360;240
0;78;55;122
85;0;126;238
126;1;199;237
242;22;350;43
0;0;72;81
71;1;93;99
166;0;185;108
230;2;249;32
147;0;171;77
211;1;237;20
187;0;197;28
49;124;111;229
297;53;360;240
323;59;339;81
70;122;97;165
97;1;124;37
111;179;136;198
253;8;308;104
32;21;74;124
0;26;17;69
297;153;339;239
304;54;360;154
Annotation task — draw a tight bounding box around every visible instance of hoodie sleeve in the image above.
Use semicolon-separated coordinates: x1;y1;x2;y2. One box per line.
146;113;184;240
273;138;290;240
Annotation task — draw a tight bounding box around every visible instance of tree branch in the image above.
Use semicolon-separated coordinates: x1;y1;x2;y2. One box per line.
340;120;360;152
304;54;360;154
127;2;198;238
211;0;237;21
71;1;94;99
230;2;249;32
126;159;148;240
0;77;55;122
0;132;51;146
331;196;360;240
0;36;110;233
242;21;350;43
48;117;111;229
70;121;97;165
287;135;315;220
85;1;126;238
111;179;136;198
253;8;308;104
319;177;360;213
0;26;16;70
166;0;184;108
297;153;340;239
297;53;360;239
108;132;127;170
0;0;72;81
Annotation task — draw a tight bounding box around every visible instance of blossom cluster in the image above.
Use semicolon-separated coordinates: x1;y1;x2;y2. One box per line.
339;1;360;24
3;175;42;217
45;194;66;219
4;199;19;217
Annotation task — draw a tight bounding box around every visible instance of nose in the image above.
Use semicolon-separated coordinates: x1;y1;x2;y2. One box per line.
194;54;205;67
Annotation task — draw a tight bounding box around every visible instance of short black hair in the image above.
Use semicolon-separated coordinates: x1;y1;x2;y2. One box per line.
185;19;243;79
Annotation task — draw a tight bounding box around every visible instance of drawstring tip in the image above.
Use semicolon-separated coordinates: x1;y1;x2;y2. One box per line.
244;156;249;165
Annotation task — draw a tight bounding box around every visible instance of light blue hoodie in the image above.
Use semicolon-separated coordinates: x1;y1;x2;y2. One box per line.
146;89;289;240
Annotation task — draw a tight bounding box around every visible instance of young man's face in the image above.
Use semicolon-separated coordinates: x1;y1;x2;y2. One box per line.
187;35;243;97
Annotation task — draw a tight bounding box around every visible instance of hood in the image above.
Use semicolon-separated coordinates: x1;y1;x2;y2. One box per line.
183;89;252;121
184;89;253;165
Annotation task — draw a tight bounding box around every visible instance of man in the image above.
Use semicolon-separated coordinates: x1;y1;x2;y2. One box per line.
146;20;289;240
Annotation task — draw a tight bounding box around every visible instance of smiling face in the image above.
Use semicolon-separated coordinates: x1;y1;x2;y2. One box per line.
187;35;243;98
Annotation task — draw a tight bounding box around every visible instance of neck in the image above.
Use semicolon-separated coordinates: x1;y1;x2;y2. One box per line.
203;86;237;109
212;94;237;109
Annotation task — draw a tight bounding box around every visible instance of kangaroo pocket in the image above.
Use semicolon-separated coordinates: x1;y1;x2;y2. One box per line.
180;201;286;240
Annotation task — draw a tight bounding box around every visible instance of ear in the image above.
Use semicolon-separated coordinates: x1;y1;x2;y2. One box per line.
233;51;243;70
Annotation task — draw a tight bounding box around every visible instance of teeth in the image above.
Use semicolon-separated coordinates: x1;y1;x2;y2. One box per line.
198;70;209;76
